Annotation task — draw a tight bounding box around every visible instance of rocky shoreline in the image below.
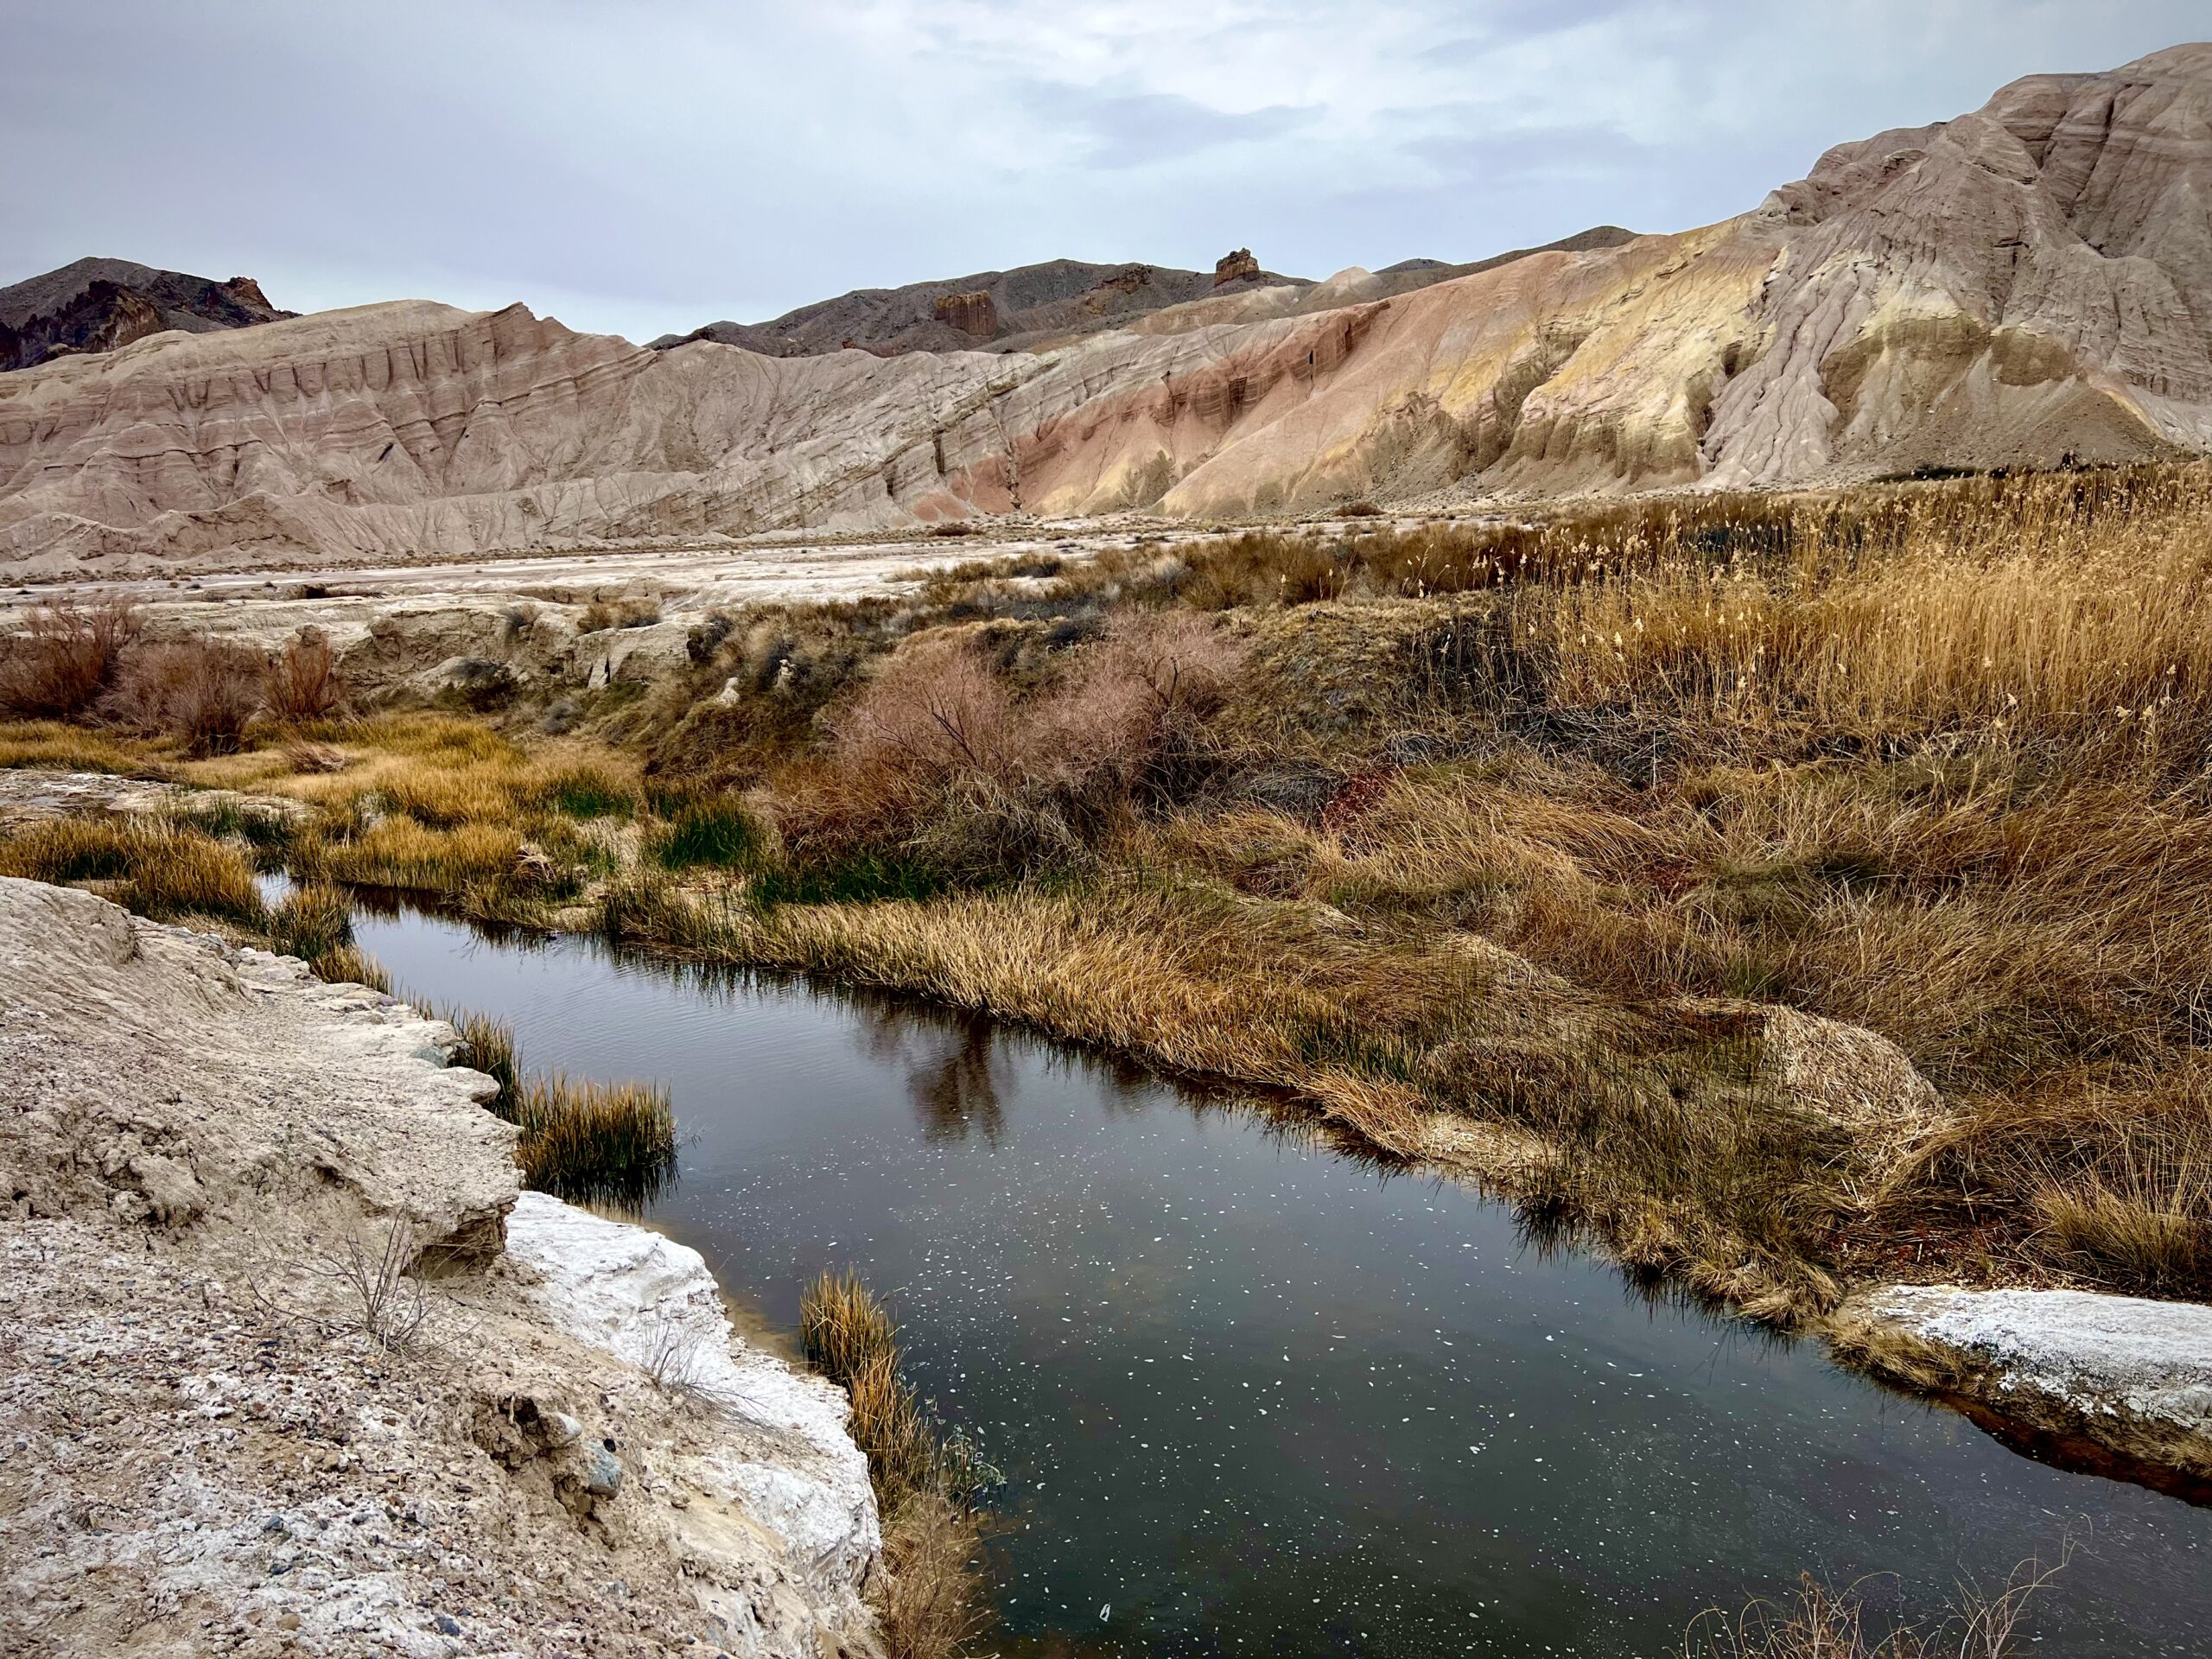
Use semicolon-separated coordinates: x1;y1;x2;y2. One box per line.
0;877;880;1658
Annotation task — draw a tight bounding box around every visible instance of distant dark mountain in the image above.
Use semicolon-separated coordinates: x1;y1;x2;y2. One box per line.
649;250;1309;358
652;229;1638;359
0;257;290;372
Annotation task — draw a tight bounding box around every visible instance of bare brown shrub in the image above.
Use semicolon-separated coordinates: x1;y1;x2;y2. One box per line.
780;615;1249;883
105;638;266;756
0;596;142;717
264;627;346;723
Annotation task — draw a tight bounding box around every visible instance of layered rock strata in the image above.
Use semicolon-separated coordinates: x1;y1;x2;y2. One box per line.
2;47;2208;572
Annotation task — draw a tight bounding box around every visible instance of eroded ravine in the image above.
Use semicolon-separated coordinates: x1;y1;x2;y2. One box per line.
359;898;2212;1658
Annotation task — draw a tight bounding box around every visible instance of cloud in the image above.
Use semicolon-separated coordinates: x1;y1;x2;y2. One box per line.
3;0;2207;341
1020;84;1322;168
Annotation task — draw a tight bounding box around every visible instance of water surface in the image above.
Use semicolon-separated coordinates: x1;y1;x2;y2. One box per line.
358;903;2212;1657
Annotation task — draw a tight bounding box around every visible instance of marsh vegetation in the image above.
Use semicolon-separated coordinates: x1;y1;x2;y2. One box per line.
4;467;2208;1325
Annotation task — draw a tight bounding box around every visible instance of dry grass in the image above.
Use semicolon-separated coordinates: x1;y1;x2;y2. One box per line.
508;1072;677;1208
0;719;164;775
802;1271;991;1659
1684;1556;2062;1658
0;816;265;925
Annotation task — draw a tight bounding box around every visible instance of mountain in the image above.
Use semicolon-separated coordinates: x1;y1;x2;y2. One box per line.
647;250;1311;358
3;47;2209;572
0;258;289;373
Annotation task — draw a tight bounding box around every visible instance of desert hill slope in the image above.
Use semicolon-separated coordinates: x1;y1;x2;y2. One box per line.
0;257;289;374
3;46;2209;571
651;249;1311;358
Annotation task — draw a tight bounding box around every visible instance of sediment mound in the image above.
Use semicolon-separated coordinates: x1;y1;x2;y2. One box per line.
2;47;2208;569
0;877;880;1657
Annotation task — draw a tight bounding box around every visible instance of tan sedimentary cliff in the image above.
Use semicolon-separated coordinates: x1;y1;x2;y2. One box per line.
3;46;2208;572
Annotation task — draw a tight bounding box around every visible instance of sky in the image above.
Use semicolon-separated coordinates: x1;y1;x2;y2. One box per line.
3;1;2205;344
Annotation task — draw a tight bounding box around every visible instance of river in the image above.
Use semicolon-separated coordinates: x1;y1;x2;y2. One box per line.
354;899;2212;1657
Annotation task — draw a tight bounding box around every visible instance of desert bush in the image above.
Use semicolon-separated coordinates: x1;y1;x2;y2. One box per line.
105;638;265;756
0;597;141;718
781;614;1247;885
577;596;662;632
264;627;346;723
305;1218;429;1352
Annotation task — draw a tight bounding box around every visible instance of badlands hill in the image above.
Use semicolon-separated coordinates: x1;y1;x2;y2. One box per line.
645;229;1635;360
3;46;2210;572
0;257;288;374
651;248;1312;357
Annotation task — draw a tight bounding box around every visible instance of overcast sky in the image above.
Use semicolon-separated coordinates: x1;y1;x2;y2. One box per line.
3;1;2204;343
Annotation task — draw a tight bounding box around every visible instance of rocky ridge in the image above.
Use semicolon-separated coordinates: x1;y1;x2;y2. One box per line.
2;47;2209;571
646;251;1307;359
0;257;289;374
0;877;880;1658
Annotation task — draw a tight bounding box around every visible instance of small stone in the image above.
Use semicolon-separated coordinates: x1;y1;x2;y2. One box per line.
276;1612;301;1632
582;1445;623;1500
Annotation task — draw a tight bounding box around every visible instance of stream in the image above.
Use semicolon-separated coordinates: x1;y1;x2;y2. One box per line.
353;898;2212;1657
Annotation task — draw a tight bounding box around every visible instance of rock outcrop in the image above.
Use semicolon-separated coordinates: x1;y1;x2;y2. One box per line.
1834;1284;2212;1495
1212;248;1262;286
0;257;289;373
3;47;2209;571
0;878;881;1657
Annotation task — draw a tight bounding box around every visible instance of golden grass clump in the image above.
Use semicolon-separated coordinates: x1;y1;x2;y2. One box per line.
802;1271;991;1659
509;1071;677;1207
0;719;162;776
0;816;264;925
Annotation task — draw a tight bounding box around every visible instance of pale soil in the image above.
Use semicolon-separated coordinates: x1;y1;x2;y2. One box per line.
0;877;880;1659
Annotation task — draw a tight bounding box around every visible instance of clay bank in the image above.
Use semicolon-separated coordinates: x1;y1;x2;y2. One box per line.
0;876;880;1658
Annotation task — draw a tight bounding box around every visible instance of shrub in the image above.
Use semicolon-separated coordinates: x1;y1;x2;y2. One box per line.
577;596;662;632
780;615;1248;886
0;597;141;718
105;639;265;756
264;628;346;723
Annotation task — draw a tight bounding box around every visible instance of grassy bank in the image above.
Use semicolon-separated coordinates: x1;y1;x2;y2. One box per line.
3;467;2209;1328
